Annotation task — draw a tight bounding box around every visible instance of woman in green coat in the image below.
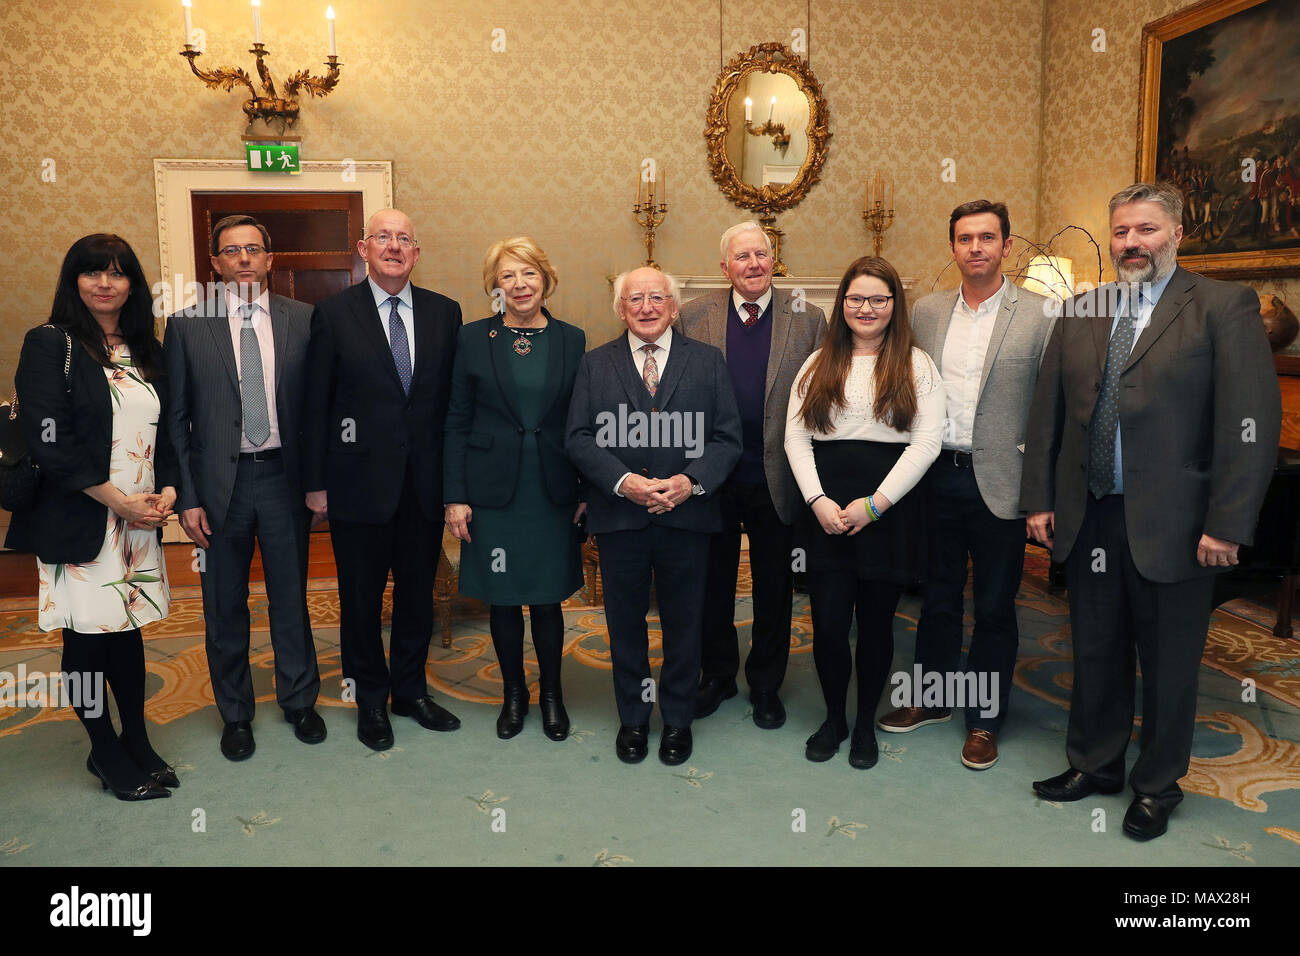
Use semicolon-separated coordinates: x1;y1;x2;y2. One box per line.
443;237;586;740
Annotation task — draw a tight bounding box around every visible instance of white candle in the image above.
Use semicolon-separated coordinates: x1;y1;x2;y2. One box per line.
744;96;752;122
768;96;775;123
182;0;193;44
326;6;336;55
251;0;262;44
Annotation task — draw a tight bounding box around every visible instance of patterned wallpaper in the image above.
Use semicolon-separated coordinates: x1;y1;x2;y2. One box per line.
1039;0;1300;326
0;0;1047;389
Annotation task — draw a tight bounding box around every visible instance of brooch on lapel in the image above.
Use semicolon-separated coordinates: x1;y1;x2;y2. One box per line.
489;329;497;338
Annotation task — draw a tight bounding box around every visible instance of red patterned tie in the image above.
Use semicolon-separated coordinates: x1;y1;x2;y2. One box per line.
641;344;659;396
742;302;760;327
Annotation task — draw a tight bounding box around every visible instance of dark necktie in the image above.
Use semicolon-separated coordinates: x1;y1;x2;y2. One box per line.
387;296;412;395
641;344;659;397
741;301;760;327
1088;292;1136;497
239;303;270;447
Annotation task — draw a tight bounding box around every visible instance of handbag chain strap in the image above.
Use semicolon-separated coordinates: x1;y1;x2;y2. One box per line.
7;324;73;419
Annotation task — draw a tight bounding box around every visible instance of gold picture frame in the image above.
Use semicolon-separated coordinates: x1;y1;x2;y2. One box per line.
704;42;831;274
1137;0;1300;279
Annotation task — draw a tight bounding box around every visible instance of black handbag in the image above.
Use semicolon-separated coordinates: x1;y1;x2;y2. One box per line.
0;325;72;512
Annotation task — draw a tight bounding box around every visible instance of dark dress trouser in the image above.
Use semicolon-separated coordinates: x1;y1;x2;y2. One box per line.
598;524;710;728
201;454;320;723
913;460;1025;732
1064;494;1215;807
700;479;794;693
329;466;440;710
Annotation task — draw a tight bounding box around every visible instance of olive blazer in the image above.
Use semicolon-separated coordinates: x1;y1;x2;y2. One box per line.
5;325;179;564
443;311;586;509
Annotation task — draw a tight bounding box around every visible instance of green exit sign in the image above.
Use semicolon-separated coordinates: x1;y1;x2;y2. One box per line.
246;143;300;173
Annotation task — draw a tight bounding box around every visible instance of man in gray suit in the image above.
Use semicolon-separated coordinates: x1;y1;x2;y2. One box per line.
677;221;825;729
1022;182;1280;839
566;267;742;765
164;215;323;761
878;201;1053;771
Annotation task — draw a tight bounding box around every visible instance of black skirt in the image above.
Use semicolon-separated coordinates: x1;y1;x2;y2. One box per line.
796;439;928;585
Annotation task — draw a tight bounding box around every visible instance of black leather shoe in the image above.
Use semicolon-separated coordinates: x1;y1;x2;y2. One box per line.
149;765;181;789
805;720;849;762
694;677;738;719
750;689;786;729
497;683;528;740
539;685;570;741
615;724;649;764
848;724;879;770
220;720;255;761
285;707;327;744
86;755;171;801
1032;768;1123;801
392;695;461;732
1123;795;1173;840
357;708;394;751
659;725;693;765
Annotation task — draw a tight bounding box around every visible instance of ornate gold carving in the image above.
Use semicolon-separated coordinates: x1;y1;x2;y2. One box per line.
704;42;831;275
180;43;341;134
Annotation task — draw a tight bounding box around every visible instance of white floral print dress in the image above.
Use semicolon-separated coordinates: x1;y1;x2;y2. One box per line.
38;345;171;633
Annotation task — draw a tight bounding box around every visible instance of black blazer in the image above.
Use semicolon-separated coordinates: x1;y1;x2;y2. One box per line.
443;311;585;508
565;330;742;535
163;293;313;532
5;325;179;564
302;280;462;524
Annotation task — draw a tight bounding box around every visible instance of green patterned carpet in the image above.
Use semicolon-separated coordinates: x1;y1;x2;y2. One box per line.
1;569;1298;866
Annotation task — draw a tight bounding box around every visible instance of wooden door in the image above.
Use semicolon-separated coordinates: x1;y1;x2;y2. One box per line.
190;192;365;305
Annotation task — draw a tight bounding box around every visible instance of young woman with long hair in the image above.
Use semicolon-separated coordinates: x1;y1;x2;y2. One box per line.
784;256;944;769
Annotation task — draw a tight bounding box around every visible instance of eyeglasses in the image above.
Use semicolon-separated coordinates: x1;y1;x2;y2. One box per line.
366;232;417;248
844;294;893;311
621;293;671;307
217;244;267;258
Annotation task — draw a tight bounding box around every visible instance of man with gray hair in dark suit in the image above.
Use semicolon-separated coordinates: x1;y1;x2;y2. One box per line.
164;215;323;762
566;266;742;766
1022;182;1280;839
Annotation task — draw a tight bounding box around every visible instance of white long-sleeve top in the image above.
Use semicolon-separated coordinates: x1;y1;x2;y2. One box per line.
784;346;946;507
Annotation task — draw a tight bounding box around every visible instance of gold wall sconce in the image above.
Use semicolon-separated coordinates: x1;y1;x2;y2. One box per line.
179;0;343;136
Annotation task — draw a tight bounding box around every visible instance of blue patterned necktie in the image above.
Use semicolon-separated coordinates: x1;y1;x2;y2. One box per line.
239;303;270;447
1088;291;1136;497
387;296;412;394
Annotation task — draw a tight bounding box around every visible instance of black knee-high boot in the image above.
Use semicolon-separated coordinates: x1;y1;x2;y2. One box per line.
529;603;568;740
490;605;528;739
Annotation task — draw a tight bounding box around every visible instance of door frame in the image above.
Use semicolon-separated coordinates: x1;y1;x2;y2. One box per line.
153;158;392;316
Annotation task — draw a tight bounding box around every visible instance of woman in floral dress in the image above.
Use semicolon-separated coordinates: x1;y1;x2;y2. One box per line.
8;234;180;801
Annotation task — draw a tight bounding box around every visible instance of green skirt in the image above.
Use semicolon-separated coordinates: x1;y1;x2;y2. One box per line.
456;436;584;605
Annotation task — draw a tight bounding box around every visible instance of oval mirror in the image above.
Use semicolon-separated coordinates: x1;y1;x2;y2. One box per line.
705;42;830;270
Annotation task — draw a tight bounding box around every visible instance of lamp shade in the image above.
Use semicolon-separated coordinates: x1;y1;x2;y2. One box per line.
1022;255;1073;301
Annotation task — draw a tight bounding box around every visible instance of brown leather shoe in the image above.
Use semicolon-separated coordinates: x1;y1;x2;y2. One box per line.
960;728;998;770
877;706;952;733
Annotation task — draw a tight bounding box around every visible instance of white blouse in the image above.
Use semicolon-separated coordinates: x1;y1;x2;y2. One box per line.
784;346;946;507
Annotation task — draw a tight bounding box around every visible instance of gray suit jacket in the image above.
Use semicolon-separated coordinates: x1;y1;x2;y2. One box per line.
565;330;742;536
677;286;826;523
164;292;313;532
911;281;1055;519
1020;267;1281;582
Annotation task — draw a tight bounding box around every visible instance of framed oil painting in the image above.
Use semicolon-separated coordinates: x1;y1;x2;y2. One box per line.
1137;0;1300;279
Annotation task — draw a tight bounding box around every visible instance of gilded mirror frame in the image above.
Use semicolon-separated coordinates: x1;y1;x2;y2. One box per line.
705;42;830;271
